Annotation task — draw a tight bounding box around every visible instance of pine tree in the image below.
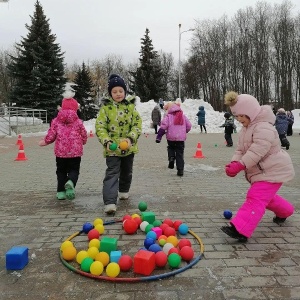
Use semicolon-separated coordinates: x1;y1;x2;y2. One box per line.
73;62;96;121
130;28;164;102
7;1;65;120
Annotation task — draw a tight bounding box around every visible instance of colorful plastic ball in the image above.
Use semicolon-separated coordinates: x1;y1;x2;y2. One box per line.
144;237;155;249
140;221;149;231
122;214;132;222
178;238;192;249
160;223;169;232
89;238;100;249
60;240;73;251
90;261;104;276
180;246;195;261
168;247;180;255
145;224;154;233
173;220;183;231
158;235;167;246
164;226;176;237
155;251;168;267
109;142;118;151
95;252;110;267
152;220;162;227
119;140;128;151
162;242;174;255
148;243;162;253
123;219;138;234
138;201;147;212
133;216;142;226
163;218;174;227
131;213;140;219
81;257;94;272
94;224;105;234
106;262;120;278
87;246;99;259
93;218;103;226
223;210;233;220
118;255;133;272
82;222;93;233
146;231;157;240
87;229;100;241
166;235;179;247
62;246;77;261
168;253;182;268
178;223;189;235
76;250;89;264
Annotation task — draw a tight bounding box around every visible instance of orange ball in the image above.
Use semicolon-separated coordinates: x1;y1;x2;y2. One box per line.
119;140;128;150
95;251;110;267
62;246;77;261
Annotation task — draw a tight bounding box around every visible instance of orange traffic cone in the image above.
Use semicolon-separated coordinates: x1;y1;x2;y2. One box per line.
16;134;23;146
15;144;28;161
89;130;94;137
193;142;205;158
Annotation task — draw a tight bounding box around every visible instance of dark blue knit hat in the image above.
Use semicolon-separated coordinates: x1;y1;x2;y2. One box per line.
107;74;127;96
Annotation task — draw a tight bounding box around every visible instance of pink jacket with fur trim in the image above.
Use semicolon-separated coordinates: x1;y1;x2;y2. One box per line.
232;105;294;183
44;109;87;157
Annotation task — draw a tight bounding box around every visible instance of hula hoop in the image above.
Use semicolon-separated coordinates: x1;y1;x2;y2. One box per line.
59;219;205;282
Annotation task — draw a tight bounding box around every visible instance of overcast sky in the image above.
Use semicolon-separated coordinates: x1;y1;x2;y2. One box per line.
1;0;299;66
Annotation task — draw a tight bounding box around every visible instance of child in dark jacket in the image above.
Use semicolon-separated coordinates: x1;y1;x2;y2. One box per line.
156;102;192;176
275;108;290;150
220;112;236;147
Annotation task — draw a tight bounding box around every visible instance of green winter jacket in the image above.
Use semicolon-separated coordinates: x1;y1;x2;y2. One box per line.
95;95;142;157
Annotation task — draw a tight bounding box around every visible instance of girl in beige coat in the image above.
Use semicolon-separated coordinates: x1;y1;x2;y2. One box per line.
221;92;295;242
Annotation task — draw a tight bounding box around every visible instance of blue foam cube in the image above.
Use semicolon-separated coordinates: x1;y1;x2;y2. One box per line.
110;250;122;263
6;246;29;270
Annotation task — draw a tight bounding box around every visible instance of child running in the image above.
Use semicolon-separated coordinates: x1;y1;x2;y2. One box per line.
221;91;295;242
95;74;142;214
220;112;236;147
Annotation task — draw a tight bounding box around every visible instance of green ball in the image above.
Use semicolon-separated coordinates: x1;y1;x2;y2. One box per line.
168;253;181;268
152;220;162;227
145;224;154;233
138;201;147;212
81;257;94;272
109;142;118;151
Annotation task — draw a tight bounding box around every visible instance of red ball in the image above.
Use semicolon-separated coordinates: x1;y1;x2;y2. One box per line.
87;229;100;241
173;220;183;231
180;246;194;261
122;214;132;222
123;219;138;234
164;226;176;237
133;216;142;227
163;218;174;227
178;238;192;249
155;251;168;267
118;255;133;271
168;247;179;255
159;223;169;232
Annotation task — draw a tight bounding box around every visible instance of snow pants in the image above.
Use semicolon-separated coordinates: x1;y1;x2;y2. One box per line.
231;181;294;238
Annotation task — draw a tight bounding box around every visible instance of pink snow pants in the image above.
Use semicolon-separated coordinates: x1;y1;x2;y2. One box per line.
231;181;294;238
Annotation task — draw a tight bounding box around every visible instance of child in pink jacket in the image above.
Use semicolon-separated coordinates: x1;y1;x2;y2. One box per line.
39;108;87;200
221;91;295;242
156;102;192;176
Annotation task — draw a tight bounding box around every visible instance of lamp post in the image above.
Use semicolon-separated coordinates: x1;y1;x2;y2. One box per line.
178;24;194;99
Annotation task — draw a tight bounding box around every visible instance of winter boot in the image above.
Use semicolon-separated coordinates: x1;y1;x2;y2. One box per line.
273;216;286;226
119;192;129;200
56;191;66;200
221;225;248;243
177;169;184;176
168;157;175;169
65;180;75;200
104;204;117;215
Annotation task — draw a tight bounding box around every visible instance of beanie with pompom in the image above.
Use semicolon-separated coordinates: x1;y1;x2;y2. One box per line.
61;90;79;111
224;91;261;122
107;74;127;96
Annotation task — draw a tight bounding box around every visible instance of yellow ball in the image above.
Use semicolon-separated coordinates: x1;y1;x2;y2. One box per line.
90;261;104;276
106;262;120;278
95;224;105;234
95;252;110;267
87;246;99;259
76;250;89;264
89;238;100;249
93;218;103;226
131;213;140;219
62;246;77;261
119;140;128;150
60;240;73;251
167;235;179;247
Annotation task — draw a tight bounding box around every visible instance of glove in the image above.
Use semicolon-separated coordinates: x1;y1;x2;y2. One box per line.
156;139;161;143
225;161;245;177
38;139;47;146
106;141;113;151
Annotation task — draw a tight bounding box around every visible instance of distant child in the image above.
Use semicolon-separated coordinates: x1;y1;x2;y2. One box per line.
220;112;236;147
221;91;295;242
275;108;290;150
151;104;162;134
156;102;192;176
196;106;207;133
95;74;142;214
286;110;294;136
158;98;164;109
38;99;87;200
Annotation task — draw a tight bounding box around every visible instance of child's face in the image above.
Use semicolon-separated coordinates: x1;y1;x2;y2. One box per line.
235;115;250;127
111;86;125;102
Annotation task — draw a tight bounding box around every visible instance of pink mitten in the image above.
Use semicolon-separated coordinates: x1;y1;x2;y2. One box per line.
225;161;245;177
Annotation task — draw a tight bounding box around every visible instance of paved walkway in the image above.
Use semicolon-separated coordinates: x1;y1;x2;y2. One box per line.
0;132;299;300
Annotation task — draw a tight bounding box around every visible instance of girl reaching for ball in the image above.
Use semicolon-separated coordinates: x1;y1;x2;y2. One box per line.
221;92;295;243
95;74;142;215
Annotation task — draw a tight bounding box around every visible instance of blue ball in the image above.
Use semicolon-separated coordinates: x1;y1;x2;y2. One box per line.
178;223;189;235
146;231;157;240
148;244;162;253
223;210;233;220
82;222;93;233
144;238;155;249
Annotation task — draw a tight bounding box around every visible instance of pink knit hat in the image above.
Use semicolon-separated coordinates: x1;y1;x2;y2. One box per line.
226;93;261;122
61;90;79;111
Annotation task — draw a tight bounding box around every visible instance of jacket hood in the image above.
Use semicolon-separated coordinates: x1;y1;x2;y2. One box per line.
168;103;182;114
199;106;204;110
57;109;79;124
252;105;275;125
